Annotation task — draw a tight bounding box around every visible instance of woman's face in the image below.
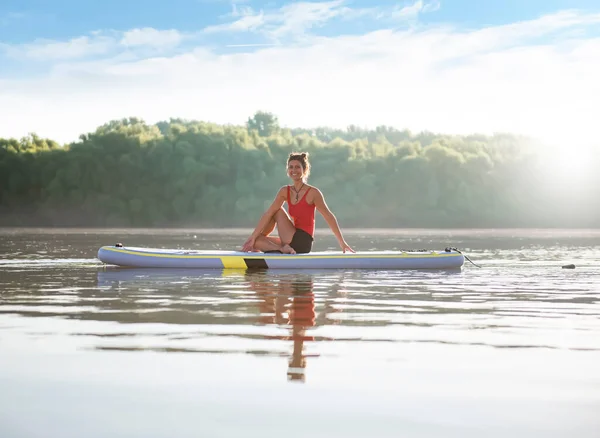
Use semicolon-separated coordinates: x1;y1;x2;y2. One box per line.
287;160;305;180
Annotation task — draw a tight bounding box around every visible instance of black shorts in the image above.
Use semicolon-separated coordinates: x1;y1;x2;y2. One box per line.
264;228;313;254
289;228;313;254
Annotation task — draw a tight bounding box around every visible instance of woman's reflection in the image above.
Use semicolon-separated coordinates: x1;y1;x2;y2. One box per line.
246;271;322;383
95;267;346;382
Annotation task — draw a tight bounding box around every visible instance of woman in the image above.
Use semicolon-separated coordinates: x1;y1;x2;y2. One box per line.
241;152;354;254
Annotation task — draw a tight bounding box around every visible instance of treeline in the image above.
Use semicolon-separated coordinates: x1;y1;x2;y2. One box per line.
0;112;598;228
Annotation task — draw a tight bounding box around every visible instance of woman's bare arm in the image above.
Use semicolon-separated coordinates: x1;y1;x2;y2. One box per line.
312;188;354;253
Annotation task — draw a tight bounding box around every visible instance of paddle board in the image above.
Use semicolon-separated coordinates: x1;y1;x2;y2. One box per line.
97;244;465;270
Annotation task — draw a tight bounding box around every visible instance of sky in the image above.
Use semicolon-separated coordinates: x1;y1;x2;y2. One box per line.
0;0;599;147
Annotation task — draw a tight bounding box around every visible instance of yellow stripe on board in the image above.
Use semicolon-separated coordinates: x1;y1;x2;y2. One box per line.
220;256;249;269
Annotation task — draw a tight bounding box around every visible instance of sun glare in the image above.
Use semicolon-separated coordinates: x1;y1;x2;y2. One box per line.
539;145;595;190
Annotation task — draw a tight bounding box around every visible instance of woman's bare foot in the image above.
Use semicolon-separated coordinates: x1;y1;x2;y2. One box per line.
281;244;296;254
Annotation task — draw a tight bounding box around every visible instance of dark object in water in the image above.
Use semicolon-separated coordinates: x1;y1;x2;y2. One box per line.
562;264;575;269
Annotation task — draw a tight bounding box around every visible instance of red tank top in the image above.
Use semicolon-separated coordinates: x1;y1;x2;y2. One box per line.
287;185;316;237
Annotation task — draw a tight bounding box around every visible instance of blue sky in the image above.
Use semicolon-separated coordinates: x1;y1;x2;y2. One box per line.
0;0;599;147
1;0;599;43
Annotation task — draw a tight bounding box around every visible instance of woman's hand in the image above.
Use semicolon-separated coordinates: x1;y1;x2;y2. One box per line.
340;241;355;253
241;235;257;252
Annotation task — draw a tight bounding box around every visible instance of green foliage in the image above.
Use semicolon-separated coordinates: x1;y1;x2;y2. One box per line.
0;115;597;228
246;111;280;137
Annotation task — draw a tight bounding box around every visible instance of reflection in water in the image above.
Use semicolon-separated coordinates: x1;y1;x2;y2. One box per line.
247;271;318;382
95;268;346;383
2;263;598;355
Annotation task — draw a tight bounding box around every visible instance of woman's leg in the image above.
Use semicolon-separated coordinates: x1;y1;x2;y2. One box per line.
261;214;277;236
253;208;297;253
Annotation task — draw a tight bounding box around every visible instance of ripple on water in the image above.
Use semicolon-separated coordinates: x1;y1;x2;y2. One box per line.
1;230;600;437
1;262;598;354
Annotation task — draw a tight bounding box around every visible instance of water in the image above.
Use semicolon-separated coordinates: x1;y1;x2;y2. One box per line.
1;228;599;438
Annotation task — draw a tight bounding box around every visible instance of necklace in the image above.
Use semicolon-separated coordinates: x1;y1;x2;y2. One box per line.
291;183;304;202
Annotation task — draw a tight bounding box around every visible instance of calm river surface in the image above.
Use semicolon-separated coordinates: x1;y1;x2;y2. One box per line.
1;228;599;438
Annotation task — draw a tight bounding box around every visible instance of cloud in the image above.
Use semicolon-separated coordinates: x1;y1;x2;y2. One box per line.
4;34;115;60
230;4;258;18
269;0;348;38
1;27;187;61
120;28;184;48
0;8;598;150
388;0;441;22
203;0;386;40
392;0;427;19
204;8;266;33
423;1;441;14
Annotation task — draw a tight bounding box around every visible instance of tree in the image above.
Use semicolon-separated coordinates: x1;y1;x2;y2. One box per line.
246;111;280;137
1;115;596;228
